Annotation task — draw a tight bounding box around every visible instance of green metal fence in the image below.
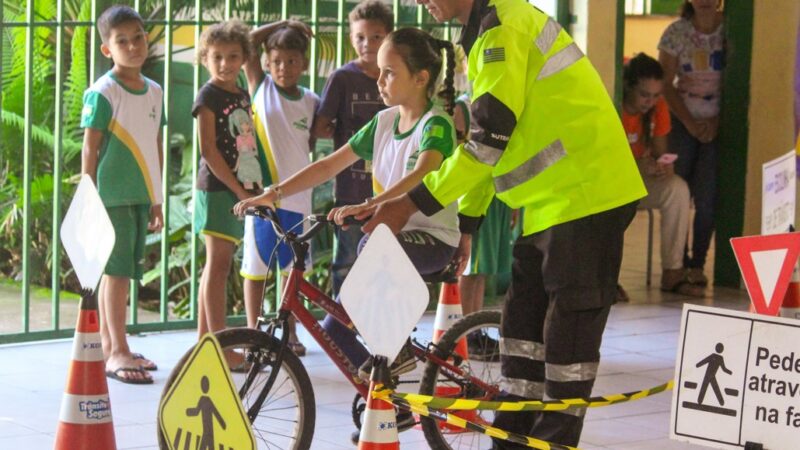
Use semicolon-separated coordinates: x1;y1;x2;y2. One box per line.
0;0;566;344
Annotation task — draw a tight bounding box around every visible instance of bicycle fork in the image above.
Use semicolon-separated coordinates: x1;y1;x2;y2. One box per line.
240;315;292;422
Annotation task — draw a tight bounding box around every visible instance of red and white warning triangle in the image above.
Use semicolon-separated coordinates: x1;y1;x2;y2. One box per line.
730;232;800;315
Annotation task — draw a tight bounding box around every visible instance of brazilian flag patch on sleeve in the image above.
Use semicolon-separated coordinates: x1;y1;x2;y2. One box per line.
483;47;505;63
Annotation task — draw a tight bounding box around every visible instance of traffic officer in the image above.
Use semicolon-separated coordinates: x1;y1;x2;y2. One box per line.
361;0;647;447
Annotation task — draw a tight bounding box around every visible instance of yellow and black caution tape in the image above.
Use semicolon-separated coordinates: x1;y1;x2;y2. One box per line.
382;392;577;450
382;380;674;412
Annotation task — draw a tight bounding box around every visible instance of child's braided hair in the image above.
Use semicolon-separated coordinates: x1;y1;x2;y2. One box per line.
385;28;455;115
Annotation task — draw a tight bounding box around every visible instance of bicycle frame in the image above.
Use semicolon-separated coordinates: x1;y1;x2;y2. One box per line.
244;211;501;418
278;267;500;399
282;264;370;395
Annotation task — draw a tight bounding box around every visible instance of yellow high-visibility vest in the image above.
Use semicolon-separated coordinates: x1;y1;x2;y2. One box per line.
415;0;646;236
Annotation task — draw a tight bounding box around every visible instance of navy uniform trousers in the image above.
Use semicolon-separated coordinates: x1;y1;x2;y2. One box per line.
492;202;637;448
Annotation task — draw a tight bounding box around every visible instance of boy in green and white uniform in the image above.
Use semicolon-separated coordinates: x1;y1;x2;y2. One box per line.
81;6;165;384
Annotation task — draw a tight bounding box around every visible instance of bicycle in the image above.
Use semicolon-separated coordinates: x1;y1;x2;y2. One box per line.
159;206;503;450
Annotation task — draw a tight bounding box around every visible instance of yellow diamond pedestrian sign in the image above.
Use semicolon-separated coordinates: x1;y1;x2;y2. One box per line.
159;333;255;450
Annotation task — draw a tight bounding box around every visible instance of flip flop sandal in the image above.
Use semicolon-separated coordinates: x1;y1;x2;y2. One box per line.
131;352;158;371
106;367;154;385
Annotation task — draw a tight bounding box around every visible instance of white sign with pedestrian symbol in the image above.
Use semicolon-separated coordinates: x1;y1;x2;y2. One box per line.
671;304;800;449
340;224;429;364
159;333;255;450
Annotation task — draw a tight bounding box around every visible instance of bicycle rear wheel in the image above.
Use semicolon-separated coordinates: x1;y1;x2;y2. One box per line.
418;310;503;450
158;328;315;450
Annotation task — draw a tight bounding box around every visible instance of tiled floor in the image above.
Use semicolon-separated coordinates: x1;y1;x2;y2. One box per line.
0;210;752;449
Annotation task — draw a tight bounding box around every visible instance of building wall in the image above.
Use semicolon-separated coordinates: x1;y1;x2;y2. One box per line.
623;15;674;58
572;0;619;96
743;1;800;235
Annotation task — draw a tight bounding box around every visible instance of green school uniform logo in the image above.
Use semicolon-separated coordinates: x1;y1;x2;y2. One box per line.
293;117;309;131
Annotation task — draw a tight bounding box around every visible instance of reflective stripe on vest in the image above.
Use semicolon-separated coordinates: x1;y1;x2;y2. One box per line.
494;139;567;193
535;18;561;55
538;43;584;80
464;139;504;166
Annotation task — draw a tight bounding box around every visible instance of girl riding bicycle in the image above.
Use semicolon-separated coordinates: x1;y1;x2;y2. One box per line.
234;27;458;376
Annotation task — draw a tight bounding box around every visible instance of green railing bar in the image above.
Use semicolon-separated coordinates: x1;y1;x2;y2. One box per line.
0;309;329;345
0;5;3;262
160;0;174;322
253;0;260;25
417;4;423;28
335;0;344;68
224;0;231;21
130;283;139;324
310;0;319;92
21;0;36;333
0;320;195;345
89;0;97;84
129;0;140;327
393;0;399;29
51;0;65;331
190;0;203;324
281;0;288;21
557;0;571;30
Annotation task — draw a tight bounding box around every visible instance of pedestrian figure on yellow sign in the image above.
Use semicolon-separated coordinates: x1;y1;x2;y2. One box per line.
696;342;732;405
186;375;226;450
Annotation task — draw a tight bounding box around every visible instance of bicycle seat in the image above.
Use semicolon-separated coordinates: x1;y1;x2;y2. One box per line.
421;260;459;284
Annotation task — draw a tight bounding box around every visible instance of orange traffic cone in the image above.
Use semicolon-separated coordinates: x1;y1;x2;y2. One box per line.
358;358;399;450
54;289;116;450
781;260;800;320
431;282;479;431
432;282;467;359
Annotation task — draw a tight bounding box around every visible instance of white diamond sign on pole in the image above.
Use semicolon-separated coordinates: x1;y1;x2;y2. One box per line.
339;224;429;364
60;175;116;290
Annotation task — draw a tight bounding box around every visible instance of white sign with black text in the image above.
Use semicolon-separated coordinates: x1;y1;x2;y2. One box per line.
671;305;800;449
762;149;796;235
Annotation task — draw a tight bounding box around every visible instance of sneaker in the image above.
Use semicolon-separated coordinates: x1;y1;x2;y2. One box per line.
467;330;500;362
350;410;415;444
661;268;705;298
687;268;709;287
358;341;417;381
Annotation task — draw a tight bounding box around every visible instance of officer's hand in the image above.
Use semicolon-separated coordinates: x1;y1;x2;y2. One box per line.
362;195;417;234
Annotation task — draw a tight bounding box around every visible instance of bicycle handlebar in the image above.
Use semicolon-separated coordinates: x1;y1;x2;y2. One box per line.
245;206;368;244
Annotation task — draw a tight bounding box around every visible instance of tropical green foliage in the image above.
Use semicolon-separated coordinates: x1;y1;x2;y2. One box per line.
1;0;434;323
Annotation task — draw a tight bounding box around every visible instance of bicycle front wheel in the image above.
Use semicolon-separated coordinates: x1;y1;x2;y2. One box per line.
159;328;316;450
418;310;503;450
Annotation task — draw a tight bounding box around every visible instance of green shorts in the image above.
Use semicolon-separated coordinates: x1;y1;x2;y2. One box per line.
466;198;519;276
105;204;150;280
194;189;244;244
